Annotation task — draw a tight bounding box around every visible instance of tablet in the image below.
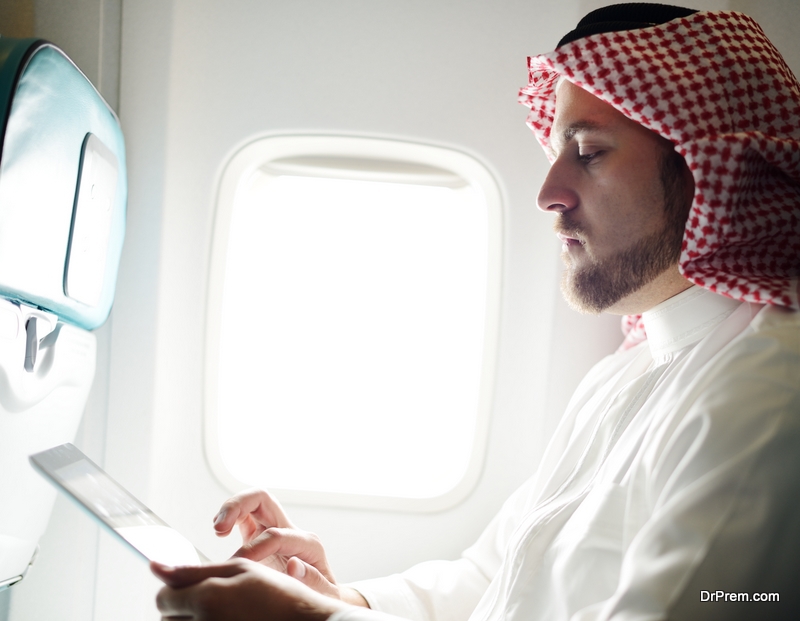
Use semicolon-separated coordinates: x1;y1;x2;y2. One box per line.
30;443;211;566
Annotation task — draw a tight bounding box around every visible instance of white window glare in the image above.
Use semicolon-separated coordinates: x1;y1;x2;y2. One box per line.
206;136;502;511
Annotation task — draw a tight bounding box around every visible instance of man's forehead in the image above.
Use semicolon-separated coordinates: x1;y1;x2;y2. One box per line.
550;83;618;149
553;81;616;126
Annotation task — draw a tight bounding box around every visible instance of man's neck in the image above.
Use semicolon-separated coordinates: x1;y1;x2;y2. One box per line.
606;265;693;316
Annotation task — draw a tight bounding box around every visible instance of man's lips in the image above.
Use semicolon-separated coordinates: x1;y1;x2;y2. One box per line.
557;232;586;248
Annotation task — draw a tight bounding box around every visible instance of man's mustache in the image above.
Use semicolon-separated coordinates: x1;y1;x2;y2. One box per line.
553;214;588;243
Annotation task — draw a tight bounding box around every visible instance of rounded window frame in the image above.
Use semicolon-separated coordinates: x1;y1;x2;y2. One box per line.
204;134;503;512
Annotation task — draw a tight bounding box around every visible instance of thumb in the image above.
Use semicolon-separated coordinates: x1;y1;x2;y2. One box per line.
150;559;248;588
286;557;339;599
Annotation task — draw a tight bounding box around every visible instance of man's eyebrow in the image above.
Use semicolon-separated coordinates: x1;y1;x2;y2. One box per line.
561;120;606;142
548;120;609;158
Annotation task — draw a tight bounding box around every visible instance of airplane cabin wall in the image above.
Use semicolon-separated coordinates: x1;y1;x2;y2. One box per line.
106;3;577;618
3;1;799;620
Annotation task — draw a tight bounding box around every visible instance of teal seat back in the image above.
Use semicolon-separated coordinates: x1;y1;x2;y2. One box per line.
0;37;126;329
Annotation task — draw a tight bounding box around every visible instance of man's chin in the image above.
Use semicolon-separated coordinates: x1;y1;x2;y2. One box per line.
560;261;651;316
560;260;685;317
560;270;613;315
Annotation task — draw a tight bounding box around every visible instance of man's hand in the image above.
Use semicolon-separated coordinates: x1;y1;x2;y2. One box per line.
213;489;368;606
151;558;346;620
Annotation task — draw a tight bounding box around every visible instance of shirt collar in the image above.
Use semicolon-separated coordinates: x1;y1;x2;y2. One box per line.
642;286;742;359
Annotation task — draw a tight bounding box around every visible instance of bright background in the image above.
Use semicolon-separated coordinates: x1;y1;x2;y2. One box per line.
217;175;487;499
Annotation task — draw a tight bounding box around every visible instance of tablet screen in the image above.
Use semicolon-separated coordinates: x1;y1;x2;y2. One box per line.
30;443;209;566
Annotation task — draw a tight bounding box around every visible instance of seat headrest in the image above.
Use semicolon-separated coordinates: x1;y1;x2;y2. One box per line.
0;38;126;330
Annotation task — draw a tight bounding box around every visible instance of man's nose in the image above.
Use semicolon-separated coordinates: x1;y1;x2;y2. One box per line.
536;158;578;213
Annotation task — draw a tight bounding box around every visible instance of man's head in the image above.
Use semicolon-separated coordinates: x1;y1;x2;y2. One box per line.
538;80;694;315
537;4;699;316
520;4;800;323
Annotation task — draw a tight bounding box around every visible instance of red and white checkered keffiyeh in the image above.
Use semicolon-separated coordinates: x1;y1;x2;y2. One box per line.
520;10;800;349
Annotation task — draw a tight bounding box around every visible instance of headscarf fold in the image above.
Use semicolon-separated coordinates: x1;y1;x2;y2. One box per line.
520;9;800;348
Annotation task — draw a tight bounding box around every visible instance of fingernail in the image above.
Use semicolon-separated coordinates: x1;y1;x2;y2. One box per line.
293;559;306;578
213;510;227;525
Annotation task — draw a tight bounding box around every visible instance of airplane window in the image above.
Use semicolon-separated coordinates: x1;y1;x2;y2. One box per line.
206;136;502;511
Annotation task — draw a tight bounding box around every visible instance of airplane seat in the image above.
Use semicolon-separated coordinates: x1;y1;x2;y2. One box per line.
0;37;126;590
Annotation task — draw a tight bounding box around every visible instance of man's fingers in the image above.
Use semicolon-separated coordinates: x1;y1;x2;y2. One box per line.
154;561;346;620
213;489;293;537
231;527;286;561
156;578;233;619
150;560;248;589
156;581;198;618
237;514;261;543
286;557;339;599
232;528;332;577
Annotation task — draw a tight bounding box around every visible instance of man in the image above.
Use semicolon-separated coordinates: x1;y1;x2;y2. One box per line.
154;4;800;620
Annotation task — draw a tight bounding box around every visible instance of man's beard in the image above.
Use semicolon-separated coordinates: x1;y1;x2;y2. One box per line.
560;150;691;314
560;224;684;314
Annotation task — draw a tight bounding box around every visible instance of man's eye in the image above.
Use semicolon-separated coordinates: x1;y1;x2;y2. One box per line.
578;150;603;162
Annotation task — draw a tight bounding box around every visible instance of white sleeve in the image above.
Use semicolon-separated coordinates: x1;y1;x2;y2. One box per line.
328;609;413;621
345;472;549;621
342;351;631;621
590;310;800;621
345;558;490;621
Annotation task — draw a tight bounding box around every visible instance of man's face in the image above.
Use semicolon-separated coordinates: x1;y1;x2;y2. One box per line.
537;80;692;315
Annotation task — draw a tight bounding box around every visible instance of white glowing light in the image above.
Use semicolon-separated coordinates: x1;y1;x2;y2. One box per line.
215;174;488;499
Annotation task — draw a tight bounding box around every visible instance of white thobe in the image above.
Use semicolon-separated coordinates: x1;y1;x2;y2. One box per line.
331;287;800;621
